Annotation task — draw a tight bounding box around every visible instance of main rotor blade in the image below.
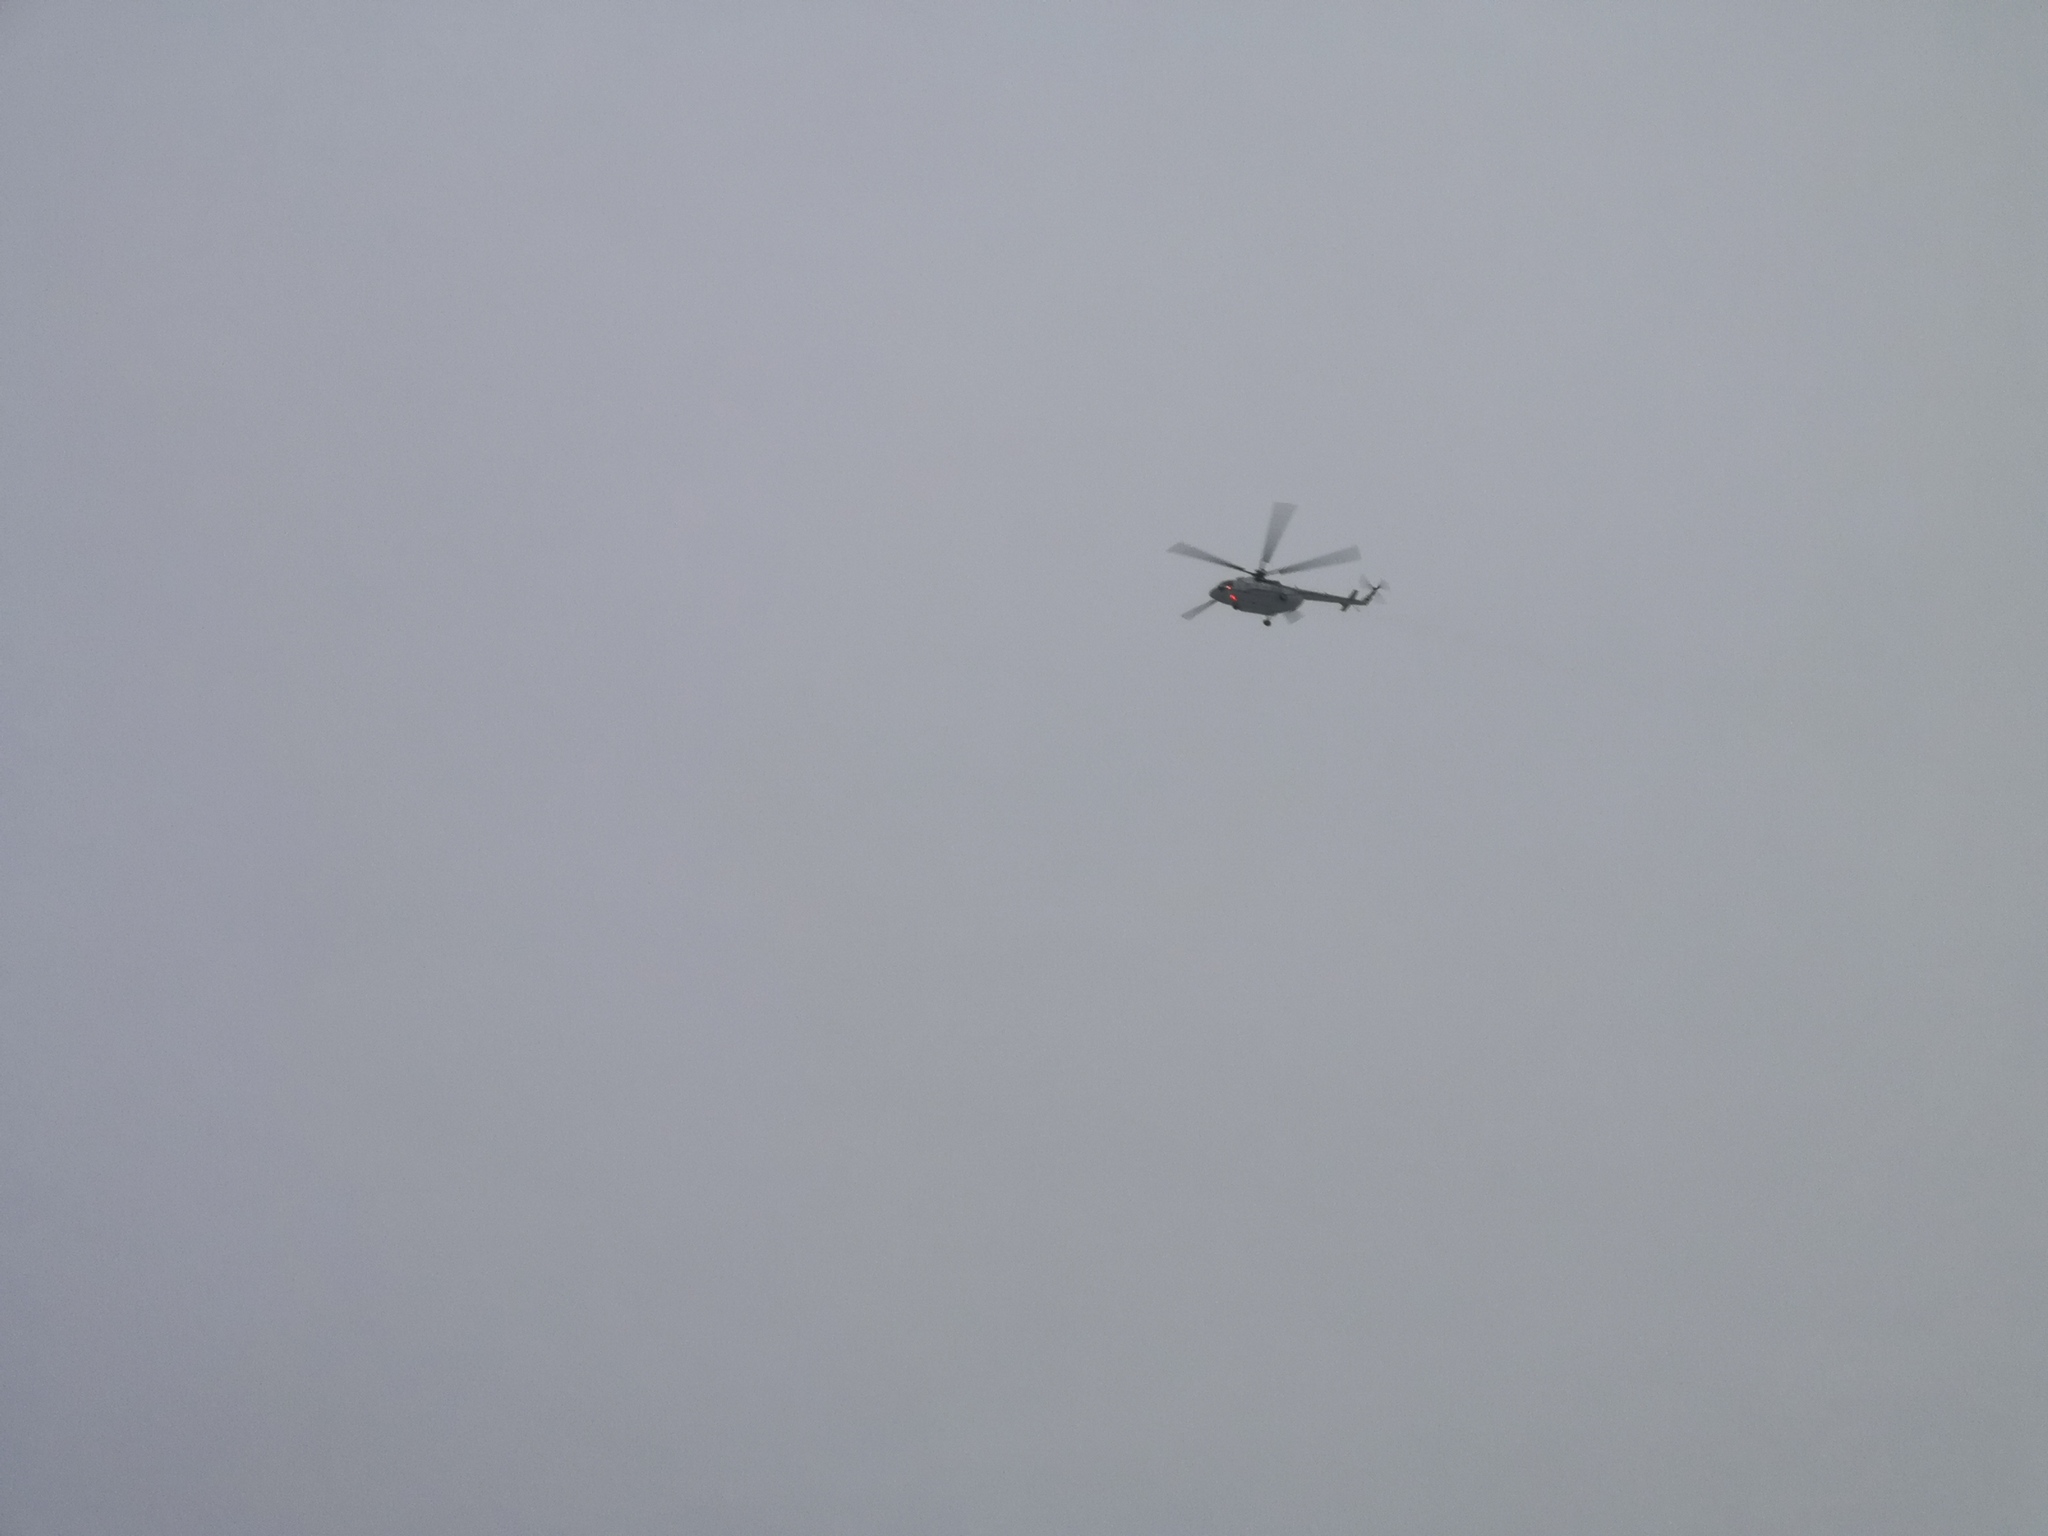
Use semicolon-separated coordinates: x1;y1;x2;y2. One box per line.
1168;542;1252;574
1271;544;1360;576
1259;502;1298;567
1181;599;1219;619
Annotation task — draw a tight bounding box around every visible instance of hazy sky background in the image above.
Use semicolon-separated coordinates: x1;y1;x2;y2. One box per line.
5;5;2045;1533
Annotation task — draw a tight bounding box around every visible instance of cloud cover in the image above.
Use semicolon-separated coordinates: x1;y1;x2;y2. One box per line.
5;5;2045;1533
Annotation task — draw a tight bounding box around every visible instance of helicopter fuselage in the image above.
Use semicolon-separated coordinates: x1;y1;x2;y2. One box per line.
1211;578;1301;617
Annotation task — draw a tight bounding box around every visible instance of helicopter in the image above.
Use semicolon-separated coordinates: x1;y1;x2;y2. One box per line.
1171;502;1382;625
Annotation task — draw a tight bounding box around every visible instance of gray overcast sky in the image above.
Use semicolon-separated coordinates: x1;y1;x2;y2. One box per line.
5;5;2045;1534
